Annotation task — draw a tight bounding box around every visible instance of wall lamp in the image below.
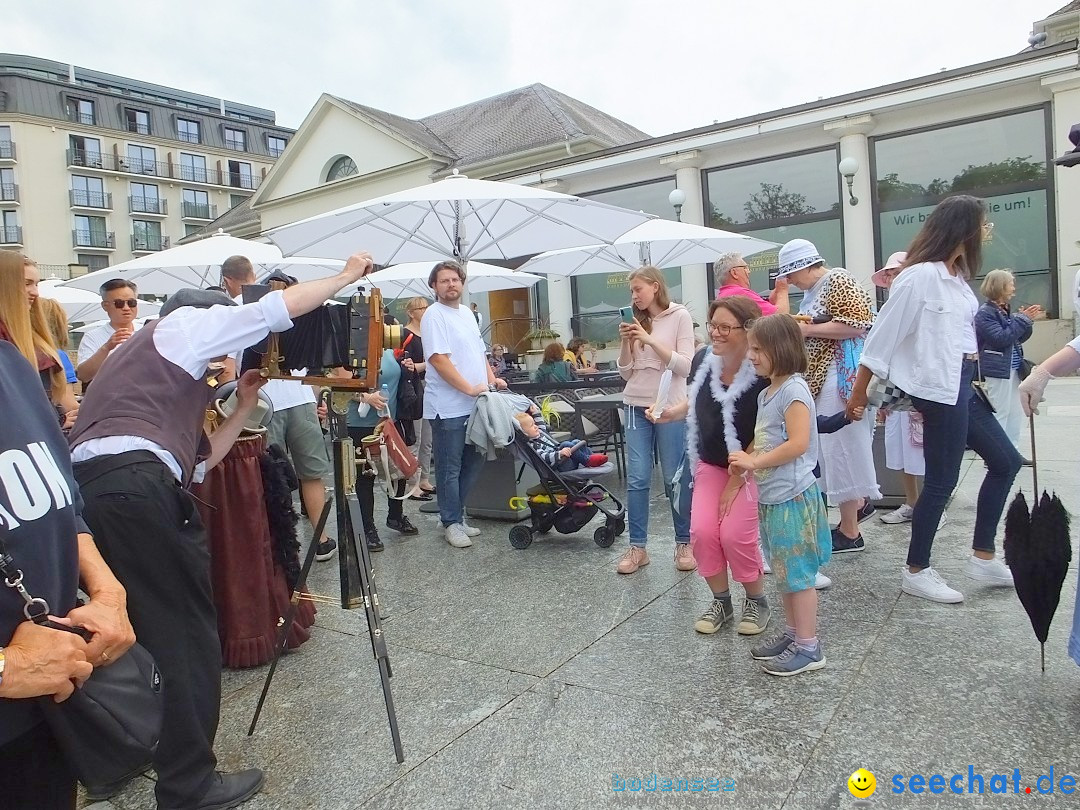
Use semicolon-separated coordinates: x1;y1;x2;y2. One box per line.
838;157;859;206
668;187;686;221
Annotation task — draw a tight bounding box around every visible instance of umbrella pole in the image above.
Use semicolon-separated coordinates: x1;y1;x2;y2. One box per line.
1029;413;1038;494
1042;642;1046;673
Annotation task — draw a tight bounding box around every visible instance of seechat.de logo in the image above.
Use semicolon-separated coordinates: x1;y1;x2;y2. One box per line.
848;768;876;799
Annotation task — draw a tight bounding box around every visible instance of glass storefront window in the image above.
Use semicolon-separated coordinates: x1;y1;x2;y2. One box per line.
872;108;1054;313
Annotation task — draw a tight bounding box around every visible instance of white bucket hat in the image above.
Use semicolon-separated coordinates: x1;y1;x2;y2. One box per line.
776;239;825;277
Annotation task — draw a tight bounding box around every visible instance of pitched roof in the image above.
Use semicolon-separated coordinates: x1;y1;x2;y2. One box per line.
1048;0;1080;15
334;83;649;169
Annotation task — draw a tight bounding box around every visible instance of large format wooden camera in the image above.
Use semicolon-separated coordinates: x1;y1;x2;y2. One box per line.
241;284;401;391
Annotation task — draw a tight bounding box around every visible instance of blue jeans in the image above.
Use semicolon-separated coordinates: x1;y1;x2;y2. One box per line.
431;415;487;527
909;359;1022;568
625;405;691;547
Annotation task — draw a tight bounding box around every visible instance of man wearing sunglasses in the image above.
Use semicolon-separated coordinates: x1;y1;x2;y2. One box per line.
76;278;142;383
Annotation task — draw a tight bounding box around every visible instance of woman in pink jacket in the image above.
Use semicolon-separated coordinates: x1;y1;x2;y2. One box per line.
616;266;696;574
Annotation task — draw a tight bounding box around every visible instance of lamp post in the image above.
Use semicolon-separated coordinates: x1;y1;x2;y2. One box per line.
838;156;859;206
668;187;686;222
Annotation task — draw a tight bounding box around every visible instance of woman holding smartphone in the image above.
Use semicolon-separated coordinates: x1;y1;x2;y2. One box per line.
616;266;696;575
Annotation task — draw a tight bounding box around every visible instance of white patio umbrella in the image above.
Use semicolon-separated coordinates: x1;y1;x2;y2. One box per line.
59;230;344;296
265;170;654;265
73;317;151;334
350;262;543;301
518;218;778;276
38;280;161;323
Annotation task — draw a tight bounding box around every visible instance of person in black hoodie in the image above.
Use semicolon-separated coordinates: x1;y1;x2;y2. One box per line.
0;339;134;810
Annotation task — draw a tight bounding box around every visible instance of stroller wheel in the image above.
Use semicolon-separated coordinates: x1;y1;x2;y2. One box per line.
612;518;626;537
593;526;615;548
509;525;534;550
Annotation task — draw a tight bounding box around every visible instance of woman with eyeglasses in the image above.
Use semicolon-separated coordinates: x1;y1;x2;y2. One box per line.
847;195;1022;604
75;278;142;384
402;296;436;498
0;251;79;427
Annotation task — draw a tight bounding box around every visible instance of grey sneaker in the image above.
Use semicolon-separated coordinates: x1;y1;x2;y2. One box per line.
750;630;795;660
761;643;827;676
736;598;771;635
693;599;733;634
445;523;472;548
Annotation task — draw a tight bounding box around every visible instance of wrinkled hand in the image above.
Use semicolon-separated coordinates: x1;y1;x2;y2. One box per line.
234;369;267;413
846;387;869;421
1020;305;1044;320
0;621;92;701
341;252;375;283
1018;365;1052;416
728;451;755;475
59;591;135;668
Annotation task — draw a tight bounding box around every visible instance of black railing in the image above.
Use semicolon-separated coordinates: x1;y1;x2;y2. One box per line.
72;229;115;249
70;189;111;209
0;184;17;202
127;121;150;135
225;138;245;152
67;149;106;169
0;141;14;160
227;170;257;190
131;234;170;252
181;201;217;219
176;130;200;144
130;195;167;215
66;110;96;126
0;226;21;244
121;156;167;176
66;150;262;189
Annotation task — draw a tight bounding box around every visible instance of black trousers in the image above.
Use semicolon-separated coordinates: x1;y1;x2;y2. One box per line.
73;452;219;808
0;722;76;810
349;426;404;530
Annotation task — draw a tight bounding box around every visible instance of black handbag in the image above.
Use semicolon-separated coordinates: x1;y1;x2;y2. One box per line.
0;534;164;796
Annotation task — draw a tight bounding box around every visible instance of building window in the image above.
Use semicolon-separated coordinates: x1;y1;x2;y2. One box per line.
132;220;164;251
68;135;102;168
0;168;15;202
0;126;12;160
65;97;95;126
325;156;358;182
179;153;207;183
184;223;203;237
182;189;212;219
224;128;246;151
1;210;19;244
267;135;287;157
71;175;107;208
871;107;1054;312
229;194;247;209
177;119;201;144
74;215;109;248
130;182;161;214
125;144;157;175
126;109;150;135
77;253;110;273
570;178;682;345
704;148;844;302
228;160;253;189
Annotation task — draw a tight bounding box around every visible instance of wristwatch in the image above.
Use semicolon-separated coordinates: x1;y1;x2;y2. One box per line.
488;383;498;393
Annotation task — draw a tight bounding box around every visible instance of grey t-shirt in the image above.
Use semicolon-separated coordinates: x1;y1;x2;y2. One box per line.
753;375;819;505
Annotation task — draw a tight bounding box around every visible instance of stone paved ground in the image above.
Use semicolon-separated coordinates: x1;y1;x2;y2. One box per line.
90;379;1080;810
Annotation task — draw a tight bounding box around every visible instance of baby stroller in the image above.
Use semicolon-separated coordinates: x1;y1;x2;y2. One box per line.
507;432;626;550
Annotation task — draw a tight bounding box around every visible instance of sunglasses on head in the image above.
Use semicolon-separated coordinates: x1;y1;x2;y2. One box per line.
109;299;138;310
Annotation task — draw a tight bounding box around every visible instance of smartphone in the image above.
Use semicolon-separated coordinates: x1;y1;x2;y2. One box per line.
619;306;636;324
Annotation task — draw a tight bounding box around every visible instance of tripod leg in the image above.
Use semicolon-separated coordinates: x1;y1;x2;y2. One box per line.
249;497;334;736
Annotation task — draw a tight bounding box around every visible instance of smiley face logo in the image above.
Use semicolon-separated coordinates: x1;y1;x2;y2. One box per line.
848;768;876;798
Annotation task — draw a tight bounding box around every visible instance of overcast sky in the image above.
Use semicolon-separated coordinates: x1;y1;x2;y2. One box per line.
6;1;1053;137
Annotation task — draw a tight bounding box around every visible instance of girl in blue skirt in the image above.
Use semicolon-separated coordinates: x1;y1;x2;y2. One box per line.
729;314;833;676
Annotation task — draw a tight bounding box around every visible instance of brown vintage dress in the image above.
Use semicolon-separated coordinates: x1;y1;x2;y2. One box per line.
193;434;315;668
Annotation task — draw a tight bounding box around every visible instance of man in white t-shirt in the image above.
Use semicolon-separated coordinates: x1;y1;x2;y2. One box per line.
76;278;143;383
422;261;506;548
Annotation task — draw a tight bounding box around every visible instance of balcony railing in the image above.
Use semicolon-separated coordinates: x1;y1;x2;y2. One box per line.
176;130;200;144
0;226;22;245
131;234;170;252
181;201;217;220
225;138;245;152
0;183;17;203
72;229;115;249
130;195;167;215
65;150;262;189
66;110;96;126
127;121;150;135
70;189;111;209
0;141;14;160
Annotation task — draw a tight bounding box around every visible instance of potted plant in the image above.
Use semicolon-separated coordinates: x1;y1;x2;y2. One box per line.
522;323;561;351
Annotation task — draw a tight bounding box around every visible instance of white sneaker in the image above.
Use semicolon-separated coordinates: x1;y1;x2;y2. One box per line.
445;524;472;548
939;511;949;529
814;572;832;590
461;522;482;538
963;555;1014;587
901;567;963;603
880;504;914;524
760;544;772;574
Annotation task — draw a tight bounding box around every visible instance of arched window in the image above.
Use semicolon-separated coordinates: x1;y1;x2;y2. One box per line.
325;155;358;183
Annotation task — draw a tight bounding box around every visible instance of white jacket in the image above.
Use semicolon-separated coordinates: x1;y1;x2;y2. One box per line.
860;261;978;405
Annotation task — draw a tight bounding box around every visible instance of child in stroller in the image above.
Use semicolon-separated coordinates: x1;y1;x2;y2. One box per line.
512;410;608;472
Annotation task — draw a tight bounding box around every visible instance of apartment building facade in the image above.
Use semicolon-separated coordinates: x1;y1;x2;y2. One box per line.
0;53;293;277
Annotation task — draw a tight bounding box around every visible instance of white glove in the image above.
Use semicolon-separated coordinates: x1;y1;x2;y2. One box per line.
1018;365;1053;417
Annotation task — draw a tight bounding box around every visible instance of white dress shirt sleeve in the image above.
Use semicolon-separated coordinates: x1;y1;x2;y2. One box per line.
152;290;294;379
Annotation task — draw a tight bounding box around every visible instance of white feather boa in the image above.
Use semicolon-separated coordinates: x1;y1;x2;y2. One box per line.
684;352;759;475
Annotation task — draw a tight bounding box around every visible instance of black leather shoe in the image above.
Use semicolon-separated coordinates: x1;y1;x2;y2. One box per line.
365;529;385;552
387;516;419;535
162;769;264;810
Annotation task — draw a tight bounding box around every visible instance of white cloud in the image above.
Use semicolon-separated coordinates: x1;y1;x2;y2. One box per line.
4;0;1051;137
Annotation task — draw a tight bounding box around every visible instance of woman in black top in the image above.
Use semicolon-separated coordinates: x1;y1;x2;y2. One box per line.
648;296;770;636
401;296;435;497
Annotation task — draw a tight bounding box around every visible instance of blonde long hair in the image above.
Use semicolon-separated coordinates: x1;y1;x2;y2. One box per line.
0;250;64;401
627;265;670;335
